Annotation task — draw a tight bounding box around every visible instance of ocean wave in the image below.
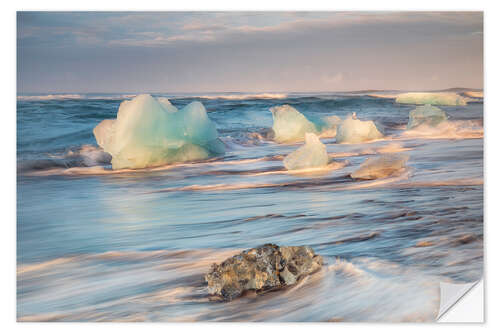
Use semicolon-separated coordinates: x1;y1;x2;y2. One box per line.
327;143;411;159
63;145;112;166
19;145;111;174
250;160;349;177
149;169;415;193
395;178;483;188
199;160;348;177
219;129;275;147
336;170;412;191
463;91;483;98
17;93;286;102
32;159;419;192
194;93;288;100
17;94;138;101
17;94;85;101
20;149;284;177
400;120;483;140
366;93;398;99
17;249;441;322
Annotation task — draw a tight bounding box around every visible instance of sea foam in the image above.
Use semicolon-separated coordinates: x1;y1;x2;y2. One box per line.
196;93;288;100
17;94;84;101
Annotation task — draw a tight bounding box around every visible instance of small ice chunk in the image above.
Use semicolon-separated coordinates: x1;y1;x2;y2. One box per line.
336;115;384;144
407;104;448;129
351;154;409;180
270;105;319;143
395;92;467;106
323;115;342;127
270;105;343;143
318;115;342;138
93;94;224;169
284;133;329;170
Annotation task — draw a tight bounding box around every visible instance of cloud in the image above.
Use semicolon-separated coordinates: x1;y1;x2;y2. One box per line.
17;12;483;93
322;72;344;85
181;22;228;32
18;12;483;49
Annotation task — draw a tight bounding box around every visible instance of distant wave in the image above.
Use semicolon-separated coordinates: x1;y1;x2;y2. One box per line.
194;93;288;100
17;91;483;102
366;93;398;99
17;93;289;102
17;94;138;101
463;91;483;98
149;165;478;193
18;145;111;174
17;94;85;101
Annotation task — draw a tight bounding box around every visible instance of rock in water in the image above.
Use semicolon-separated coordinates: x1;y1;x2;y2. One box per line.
205;244;323;301
283;133;329;170
407;104;448;129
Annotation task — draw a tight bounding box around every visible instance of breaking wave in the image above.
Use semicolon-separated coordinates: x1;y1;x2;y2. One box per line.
19;146;286;177
401;120;483;140
17;94;85;101
17;249;441;322
17;94;138;101
194;93;288;100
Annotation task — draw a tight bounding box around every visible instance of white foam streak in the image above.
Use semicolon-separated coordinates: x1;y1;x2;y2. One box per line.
17;94;84;101
17;94;138;101
401;120;483;140
196;93;288;100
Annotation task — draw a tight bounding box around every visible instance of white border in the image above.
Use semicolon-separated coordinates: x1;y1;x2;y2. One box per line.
3;0;497;331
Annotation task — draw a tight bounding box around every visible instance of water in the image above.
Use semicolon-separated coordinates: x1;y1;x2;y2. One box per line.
17;91;483;322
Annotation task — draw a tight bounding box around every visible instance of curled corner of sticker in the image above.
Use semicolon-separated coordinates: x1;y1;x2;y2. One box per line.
437;279;481;320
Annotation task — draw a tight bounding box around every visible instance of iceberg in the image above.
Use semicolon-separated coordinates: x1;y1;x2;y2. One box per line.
283;133;329;170
351;154;409;180
407;104;448;129
395;92;467;106
93;94;224;169
336;115;384;144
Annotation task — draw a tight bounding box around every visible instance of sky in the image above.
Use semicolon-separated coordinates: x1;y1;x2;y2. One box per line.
17;11;483;93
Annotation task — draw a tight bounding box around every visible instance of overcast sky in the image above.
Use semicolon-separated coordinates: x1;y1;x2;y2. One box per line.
17;11;483;93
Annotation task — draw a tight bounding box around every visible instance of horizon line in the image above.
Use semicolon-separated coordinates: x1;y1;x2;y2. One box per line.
17;87;484;95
